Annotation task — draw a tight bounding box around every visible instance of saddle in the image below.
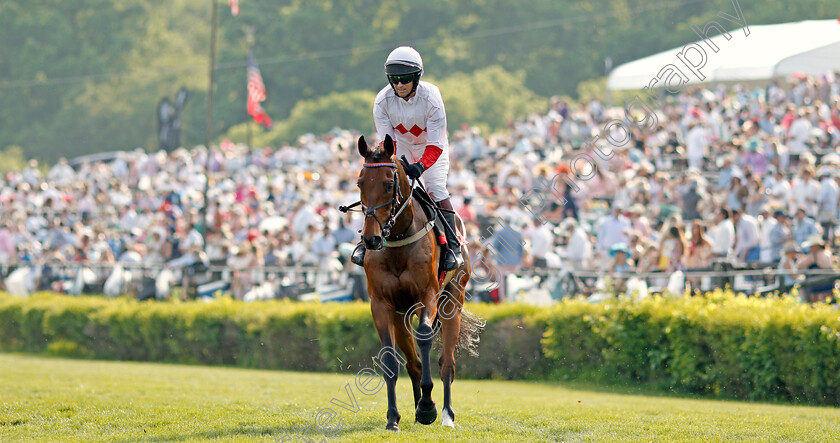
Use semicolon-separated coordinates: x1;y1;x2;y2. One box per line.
399;157;466;285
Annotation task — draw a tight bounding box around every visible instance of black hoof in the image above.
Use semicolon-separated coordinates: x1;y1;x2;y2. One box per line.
386;422;400;432
415;403;438;425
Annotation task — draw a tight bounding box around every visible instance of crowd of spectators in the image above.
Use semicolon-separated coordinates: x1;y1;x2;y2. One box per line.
2;72;840;301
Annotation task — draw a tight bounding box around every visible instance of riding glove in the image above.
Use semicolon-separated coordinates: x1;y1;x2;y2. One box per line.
405;162;425;179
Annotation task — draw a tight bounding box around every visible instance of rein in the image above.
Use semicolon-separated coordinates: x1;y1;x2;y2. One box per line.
341;161;423;246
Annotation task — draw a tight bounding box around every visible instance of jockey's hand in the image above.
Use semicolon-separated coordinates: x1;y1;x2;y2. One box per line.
405;162;425;179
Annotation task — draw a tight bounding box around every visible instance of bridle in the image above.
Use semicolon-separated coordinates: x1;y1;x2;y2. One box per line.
359;162;413;239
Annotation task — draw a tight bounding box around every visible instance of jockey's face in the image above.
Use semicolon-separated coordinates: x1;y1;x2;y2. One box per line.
389;74;415;99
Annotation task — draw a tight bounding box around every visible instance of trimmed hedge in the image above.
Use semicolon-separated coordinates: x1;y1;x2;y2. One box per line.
2;290;840;405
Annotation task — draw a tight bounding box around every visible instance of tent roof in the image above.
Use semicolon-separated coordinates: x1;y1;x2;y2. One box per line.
607;19;840;90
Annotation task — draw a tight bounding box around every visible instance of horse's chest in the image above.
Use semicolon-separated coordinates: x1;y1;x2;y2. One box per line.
369;269;433;297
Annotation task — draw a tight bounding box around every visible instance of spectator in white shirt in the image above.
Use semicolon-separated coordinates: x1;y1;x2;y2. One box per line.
769;169;790;208
709;208;735;258
596;205;630;254
561;218;591;271
757;206;776;263
816;167;839;241
732;209;760;262
787;109;812;156
685;120;708;170
789;167;820;218
525;218;554;268
311;225;337;263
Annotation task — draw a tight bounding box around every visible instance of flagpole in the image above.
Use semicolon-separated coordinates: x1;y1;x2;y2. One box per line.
201;0;219;242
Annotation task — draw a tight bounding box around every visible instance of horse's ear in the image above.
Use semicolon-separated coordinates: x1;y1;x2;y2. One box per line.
383;134;395;158
357;135;368;158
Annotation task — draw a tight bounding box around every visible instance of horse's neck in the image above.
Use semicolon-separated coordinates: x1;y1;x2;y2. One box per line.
391;196;420;238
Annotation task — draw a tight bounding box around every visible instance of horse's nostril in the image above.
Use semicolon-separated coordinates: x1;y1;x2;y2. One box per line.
365;236;383;250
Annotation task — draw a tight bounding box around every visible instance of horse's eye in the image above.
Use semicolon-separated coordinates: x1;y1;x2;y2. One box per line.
356;182;361;188
386;182;394;191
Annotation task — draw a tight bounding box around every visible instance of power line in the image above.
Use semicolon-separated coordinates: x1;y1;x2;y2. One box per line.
0;0;707;90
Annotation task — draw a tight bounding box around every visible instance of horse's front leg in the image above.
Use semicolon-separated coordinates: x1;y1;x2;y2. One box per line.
413;294;438;425
371;300;401;431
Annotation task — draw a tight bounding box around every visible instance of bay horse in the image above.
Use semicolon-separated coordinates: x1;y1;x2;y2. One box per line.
353;134;483;431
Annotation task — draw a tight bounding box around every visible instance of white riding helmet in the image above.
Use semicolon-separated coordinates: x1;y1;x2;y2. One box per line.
384;46;423;76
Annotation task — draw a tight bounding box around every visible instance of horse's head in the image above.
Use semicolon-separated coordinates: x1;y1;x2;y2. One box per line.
356;134;407;251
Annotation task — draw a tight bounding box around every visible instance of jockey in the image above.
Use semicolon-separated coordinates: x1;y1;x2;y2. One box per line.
351;46;464;271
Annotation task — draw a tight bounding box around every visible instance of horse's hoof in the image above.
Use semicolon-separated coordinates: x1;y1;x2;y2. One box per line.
442;408;454;428
415;403;437;425
386;422;400;432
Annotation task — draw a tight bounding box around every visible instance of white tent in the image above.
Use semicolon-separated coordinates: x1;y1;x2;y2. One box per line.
607;19;840;91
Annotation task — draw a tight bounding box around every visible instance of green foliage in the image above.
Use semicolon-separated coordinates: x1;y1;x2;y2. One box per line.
254;89;376;147
540;291;840;405
4;1;837;161
0;146;28;175
3;290;840;405
436;66;547;135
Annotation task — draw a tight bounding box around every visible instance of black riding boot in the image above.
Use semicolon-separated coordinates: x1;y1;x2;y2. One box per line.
350;241;366;266
441;211;464;271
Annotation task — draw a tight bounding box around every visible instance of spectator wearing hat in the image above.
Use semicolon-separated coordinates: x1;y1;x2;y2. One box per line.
778;241;801;288
227;244;256;301
716;154;740;192
606;242;634;293
792;206;821;253
795;235;836;302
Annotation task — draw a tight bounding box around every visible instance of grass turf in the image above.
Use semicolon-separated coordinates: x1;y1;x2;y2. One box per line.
1;354;839;442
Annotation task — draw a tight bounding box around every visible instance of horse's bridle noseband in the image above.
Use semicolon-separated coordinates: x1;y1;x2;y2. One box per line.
360;162;411;239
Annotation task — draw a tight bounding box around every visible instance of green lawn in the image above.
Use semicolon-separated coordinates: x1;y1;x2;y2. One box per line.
1;354;839;442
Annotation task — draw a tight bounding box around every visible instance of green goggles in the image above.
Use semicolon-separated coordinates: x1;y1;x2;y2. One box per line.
388;74;416;85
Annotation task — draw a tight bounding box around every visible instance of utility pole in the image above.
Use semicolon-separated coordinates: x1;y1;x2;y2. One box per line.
206;0;218;152
200;0;219;240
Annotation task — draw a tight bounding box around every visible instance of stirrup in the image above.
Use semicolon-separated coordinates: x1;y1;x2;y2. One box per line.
441;248;463;271
350;244;366;266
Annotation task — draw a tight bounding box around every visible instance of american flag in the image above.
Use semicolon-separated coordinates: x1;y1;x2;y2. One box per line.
247;50;273;130
229;0;239;16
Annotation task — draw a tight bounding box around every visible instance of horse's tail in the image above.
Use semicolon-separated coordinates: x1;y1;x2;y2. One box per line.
457;308;485;357
434;308;485;357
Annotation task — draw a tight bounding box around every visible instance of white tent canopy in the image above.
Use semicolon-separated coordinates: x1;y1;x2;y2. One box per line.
607;19;840;91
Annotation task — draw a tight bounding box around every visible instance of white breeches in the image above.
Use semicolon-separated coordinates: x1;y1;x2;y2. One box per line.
398;143;450;202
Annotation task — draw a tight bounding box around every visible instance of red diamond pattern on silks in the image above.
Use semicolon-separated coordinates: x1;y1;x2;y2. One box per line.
394;124;426;137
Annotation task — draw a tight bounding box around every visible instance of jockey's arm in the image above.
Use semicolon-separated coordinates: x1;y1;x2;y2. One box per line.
373;101;395;145
420;104;446;169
